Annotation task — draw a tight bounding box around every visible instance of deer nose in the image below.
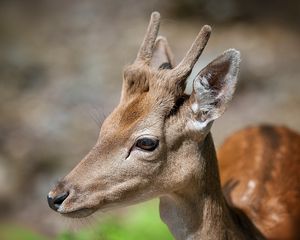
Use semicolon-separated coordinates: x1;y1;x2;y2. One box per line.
47;191;69;211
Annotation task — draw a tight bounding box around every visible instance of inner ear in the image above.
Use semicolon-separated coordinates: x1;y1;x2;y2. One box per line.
150;36;174;69
200;57;230;92
190;49;241;125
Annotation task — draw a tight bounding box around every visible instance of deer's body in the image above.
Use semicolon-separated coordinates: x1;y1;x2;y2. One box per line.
47;12;300;240
219;125;300;239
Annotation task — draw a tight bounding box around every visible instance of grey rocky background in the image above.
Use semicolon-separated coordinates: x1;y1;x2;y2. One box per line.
0;0;299;236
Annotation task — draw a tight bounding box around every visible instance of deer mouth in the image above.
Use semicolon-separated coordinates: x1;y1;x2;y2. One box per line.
58;207;97;218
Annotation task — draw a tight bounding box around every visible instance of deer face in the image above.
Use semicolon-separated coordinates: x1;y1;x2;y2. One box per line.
47;12;240;218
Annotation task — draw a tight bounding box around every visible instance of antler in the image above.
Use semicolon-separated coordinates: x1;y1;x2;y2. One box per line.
132;12;211;98
171;25;211;80
136;12;161;64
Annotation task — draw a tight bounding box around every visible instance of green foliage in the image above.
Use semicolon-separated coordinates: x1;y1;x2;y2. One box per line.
1;200;174;240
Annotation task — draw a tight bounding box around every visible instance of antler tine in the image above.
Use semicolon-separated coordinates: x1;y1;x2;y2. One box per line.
171;25;212;80
136;11;161;64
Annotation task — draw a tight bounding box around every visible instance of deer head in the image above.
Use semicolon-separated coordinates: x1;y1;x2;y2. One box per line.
47;12;240;218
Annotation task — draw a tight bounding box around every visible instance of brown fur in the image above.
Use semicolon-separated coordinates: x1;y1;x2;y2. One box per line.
219;125;300;239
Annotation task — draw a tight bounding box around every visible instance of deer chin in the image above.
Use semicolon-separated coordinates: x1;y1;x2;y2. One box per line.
58;200;136;218
58;207;97;218
56;195;100;218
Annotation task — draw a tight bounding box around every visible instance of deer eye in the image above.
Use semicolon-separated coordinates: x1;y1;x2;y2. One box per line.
135;137;159;151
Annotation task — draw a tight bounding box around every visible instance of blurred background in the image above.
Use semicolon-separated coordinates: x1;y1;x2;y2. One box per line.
0;0;299;239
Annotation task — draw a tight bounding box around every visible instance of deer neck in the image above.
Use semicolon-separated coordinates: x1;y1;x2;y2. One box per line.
159;133;264;240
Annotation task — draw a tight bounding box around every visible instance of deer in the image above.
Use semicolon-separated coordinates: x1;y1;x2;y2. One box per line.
47;12;300;239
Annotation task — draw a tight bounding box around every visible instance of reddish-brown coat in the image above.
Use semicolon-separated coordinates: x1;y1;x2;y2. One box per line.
218;125;300;239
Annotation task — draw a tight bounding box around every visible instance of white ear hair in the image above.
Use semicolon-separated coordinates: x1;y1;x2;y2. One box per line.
190;49;241;129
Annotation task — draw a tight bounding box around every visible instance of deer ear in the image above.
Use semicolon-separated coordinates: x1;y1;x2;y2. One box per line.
189;49;241;129
150;36;174;69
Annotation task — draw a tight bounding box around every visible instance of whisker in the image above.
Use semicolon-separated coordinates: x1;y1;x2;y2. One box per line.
89;106;105;129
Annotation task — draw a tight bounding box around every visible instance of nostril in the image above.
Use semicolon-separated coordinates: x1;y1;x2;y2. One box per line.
54;192;69;206
47;191;69;211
